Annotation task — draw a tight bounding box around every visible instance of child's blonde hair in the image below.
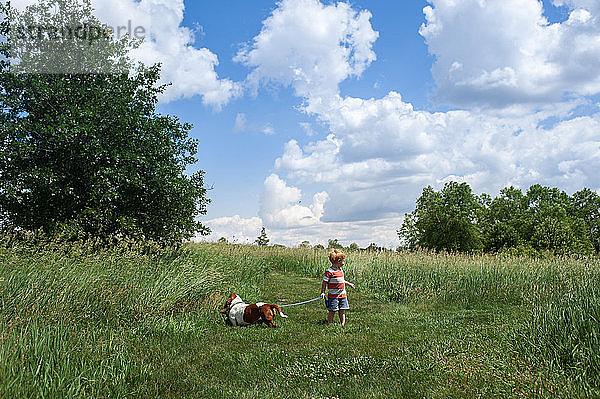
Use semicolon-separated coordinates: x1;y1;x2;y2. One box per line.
328;249;346;264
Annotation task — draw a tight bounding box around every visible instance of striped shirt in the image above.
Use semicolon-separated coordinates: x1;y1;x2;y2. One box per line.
323;267;346;299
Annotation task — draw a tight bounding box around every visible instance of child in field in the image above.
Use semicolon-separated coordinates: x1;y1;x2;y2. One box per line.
320;249;355;326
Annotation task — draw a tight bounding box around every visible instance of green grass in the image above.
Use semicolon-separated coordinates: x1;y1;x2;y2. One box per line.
0;242;598;397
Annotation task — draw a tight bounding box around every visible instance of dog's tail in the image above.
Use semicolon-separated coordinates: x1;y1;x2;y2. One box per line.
270;304;288;318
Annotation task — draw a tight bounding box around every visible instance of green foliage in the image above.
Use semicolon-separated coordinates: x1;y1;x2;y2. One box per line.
348;242;359;251
481;186;530;251
526;185;593;255
400;182;600;255
365;243;381;251
518;278;600;390
0;1;210;244
0;241;270;397
327;238;343;249
255;227;269;246
399;182;483;252
265;244;600;394
572;188;600;252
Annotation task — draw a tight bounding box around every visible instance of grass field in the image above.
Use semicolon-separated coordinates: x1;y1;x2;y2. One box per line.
0;241;598;398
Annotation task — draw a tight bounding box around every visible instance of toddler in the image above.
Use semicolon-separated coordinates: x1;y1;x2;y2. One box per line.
320;249;355;325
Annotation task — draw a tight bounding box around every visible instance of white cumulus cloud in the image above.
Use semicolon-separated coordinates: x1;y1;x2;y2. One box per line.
10;0;241;108
259;174;329;228
234;113;247;132
420;0;600;108
199;215;263;244
196;0;600;246
235;0;378;101
93;0;241;107
239;0;600;225
275;92;600;221
200;214;404;249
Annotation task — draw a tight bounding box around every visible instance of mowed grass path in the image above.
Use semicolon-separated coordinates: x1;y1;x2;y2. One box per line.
194;271;567;399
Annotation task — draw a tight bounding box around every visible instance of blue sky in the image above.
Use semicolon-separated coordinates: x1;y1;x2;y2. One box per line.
14;0;600;247
158;0;438;220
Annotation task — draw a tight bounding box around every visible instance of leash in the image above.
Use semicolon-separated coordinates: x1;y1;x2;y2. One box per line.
279;296;323;307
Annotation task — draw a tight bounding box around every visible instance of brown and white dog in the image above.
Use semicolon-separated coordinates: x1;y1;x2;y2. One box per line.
220;293;288;327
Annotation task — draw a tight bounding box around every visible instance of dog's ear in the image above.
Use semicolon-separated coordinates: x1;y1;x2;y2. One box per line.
221;293;236;313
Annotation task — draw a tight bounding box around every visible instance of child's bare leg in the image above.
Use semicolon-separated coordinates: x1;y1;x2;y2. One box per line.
339;309;345;326
327;311;335;324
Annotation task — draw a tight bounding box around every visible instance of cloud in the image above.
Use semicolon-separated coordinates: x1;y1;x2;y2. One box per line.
234;113;247;132
93;0;242;107
237;0;600;226
299;122;316;136
262;217;404;248
259;174;328;228
199;215;263;244
199;213;403;248
420;0;600;108
275;92;600;221
262;124;276;135
235;0;378;100
275;135;342;182
5;0;36;9
553;0;600;15
10;0;241;108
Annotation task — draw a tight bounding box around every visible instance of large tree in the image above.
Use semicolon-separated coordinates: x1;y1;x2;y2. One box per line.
399;182;483;252
525;185;593;254
572;188;600;252
480;186;530;251
0;0;210;243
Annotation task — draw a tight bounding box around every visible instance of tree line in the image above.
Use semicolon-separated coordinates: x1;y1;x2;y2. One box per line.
398;182;600;255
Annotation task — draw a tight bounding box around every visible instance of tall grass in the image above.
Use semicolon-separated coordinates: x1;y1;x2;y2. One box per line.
266;247;585;304
0;240;270;397
518;278;600;391
259;245;600;393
